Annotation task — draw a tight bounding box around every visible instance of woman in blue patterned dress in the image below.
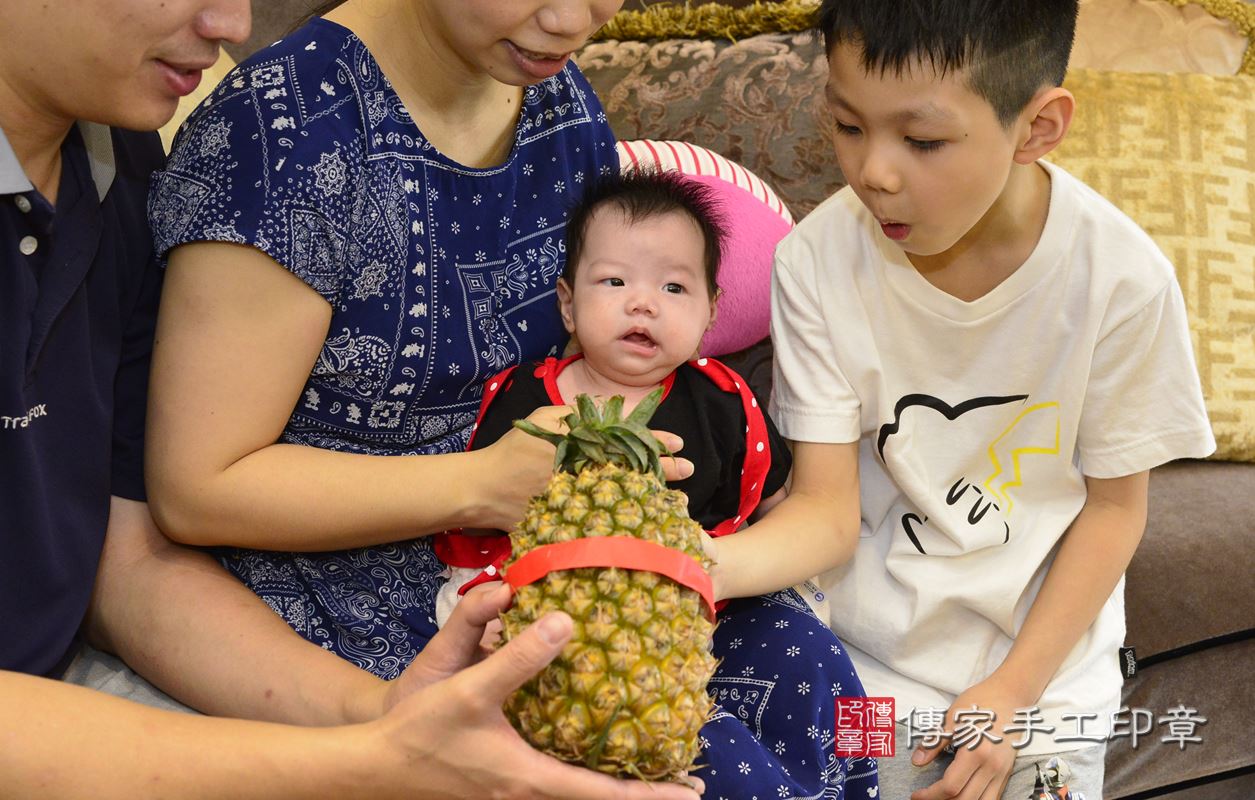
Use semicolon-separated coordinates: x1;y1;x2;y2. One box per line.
147;1;876;797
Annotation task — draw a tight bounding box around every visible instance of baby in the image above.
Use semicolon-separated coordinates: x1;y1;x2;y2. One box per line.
434;168;830;623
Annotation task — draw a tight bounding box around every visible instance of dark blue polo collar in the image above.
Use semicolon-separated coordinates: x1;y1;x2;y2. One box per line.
0;122;115;201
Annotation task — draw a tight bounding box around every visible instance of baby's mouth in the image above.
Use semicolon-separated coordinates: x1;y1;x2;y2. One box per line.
622;331;657;348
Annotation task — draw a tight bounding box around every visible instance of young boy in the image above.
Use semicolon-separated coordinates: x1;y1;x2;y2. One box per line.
769;1;1215;798
436;169;879;799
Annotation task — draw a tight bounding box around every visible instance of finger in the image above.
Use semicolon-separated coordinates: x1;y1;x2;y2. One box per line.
661;455;694;481
979;770;1010;800
955;765;994;800
454;581;514;627
459;611;573;703
912;741;945;767
651;430;685;454
912;754;978;800
478;617;504;653
404;583;514;681
532;404;573;431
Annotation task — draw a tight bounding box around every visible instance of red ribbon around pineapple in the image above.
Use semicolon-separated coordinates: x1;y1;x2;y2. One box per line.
504;537;717;621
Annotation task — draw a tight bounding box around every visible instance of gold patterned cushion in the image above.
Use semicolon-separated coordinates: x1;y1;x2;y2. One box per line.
1049;69;1255;462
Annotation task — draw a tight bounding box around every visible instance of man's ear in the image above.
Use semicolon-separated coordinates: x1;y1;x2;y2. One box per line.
1014;86;1075;165
556;277;576;335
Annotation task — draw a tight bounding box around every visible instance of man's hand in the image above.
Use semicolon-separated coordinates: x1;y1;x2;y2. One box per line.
381;583;511;712
911;677;1031;800
364;585;704;799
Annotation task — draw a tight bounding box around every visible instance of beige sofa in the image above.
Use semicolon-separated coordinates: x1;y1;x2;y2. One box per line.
188;1;1255;797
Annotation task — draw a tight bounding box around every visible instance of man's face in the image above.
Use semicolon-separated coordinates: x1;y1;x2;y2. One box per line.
0;0;250;131
824;41;1023;261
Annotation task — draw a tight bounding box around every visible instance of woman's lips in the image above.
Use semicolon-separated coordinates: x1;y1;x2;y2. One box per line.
506;42;571;80
156;60;205;97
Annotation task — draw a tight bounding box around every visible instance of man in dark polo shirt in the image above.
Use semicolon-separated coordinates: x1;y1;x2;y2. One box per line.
0;2;704;798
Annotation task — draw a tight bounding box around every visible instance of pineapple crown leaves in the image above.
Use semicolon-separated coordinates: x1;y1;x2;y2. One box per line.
513;387;668;481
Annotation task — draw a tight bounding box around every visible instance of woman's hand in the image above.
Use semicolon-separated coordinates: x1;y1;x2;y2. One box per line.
381;583;512;713
473;405;693;531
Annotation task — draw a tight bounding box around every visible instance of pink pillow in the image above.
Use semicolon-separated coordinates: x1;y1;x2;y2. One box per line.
615;140;793;357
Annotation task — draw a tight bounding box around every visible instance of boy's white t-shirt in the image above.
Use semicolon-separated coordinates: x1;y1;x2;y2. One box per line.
769;160;1215;756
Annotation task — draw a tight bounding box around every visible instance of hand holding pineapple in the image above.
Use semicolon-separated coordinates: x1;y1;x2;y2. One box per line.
499;390;718;782
367;580;703;799
474;403;694;532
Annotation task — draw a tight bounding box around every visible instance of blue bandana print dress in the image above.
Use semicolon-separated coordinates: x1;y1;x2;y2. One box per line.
151;19;618;676
149;19;877;799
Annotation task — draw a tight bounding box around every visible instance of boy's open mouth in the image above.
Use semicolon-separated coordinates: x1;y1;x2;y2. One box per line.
879;221;911;241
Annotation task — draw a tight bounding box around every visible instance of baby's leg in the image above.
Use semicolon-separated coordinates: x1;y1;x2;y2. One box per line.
434;565;482;628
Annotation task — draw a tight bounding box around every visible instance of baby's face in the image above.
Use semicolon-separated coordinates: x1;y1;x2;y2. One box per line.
559;207;715;388
824;40;1023;260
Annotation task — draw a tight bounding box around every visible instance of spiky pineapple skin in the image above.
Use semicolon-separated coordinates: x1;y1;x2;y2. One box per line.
501;463;717;781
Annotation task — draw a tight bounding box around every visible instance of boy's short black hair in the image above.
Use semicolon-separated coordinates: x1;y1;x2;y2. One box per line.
817;0;1078;126
564;168;725;297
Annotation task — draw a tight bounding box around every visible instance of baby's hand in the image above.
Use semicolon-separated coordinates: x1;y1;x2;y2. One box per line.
699;530;719;563
699;531;728;601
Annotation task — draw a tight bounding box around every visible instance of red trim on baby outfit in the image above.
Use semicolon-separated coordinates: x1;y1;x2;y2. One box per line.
436;356;770;600
535;353;677;406
686;356;771;539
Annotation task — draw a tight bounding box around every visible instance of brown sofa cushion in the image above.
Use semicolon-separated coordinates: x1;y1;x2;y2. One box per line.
575;31;842;218
1128;461;1255;660
1108;638;1255;797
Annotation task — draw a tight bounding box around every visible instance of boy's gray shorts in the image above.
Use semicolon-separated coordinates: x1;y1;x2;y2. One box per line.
876;722;1106;799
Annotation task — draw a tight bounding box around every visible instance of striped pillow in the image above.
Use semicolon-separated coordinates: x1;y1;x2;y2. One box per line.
616;139;794;224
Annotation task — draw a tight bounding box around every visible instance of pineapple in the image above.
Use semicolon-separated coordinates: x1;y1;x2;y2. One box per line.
500;389;717;781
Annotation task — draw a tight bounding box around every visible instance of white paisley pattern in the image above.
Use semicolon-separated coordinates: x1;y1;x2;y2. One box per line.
149;18;617;678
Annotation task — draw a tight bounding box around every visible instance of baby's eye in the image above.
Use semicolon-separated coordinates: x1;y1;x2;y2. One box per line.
906;137;944;152
663;283;685;294
834;122;862;137
600;277;625;287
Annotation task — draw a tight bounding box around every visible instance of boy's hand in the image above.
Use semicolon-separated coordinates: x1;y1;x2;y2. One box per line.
911;676;1032;800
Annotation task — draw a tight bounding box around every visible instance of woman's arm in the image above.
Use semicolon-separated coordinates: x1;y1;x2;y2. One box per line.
707;440;860;601
84;496;387;724
146;242;572;549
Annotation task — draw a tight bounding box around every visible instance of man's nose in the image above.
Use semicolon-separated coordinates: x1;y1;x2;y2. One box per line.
198;0;252;46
